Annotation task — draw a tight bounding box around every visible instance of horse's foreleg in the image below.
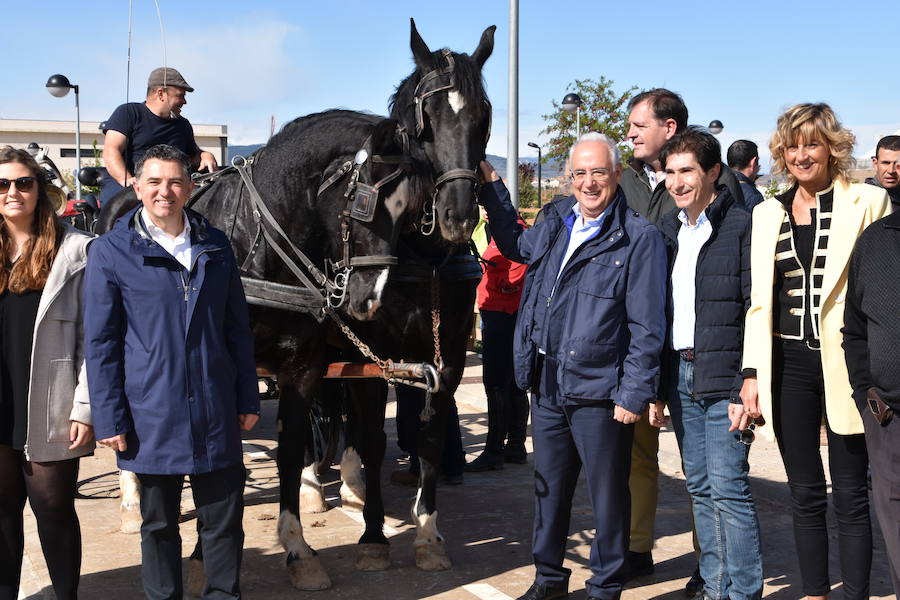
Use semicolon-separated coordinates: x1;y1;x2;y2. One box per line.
411;388;452;571
277;376;331;591
118;470;142;534
346;380;390;570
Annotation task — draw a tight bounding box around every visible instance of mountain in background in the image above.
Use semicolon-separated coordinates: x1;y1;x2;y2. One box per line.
226;146;564;180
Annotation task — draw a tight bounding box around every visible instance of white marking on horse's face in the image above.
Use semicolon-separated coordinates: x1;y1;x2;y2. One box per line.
448;91;466;114
277;509;313;557
372;269;389;300
383;179;409;224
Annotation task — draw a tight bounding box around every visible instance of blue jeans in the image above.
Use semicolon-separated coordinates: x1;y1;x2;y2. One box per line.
668;359;763;600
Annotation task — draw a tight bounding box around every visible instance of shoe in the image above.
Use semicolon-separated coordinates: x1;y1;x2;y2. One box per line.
465;450;504;472
515;580;568;600
621;550;654;583
390;468;418;486
503;442;527;464
684;565;704;598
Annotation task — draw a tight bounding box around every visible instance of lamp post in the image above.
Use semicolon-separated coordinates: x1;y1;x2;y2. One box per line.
46;74;81;203
708;119;724;135
561;92;583;139
528;142;542;207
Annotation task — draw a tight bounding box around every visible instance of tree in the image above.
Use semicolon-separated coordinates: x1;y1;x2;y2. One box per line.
517;162;538;208
540;77;638;167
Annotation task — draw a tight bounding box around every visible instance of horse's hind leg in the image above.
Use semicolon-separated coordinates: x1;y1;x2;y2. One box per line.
412;388;453;571
339;447;365;512
119;470;143;534
277;373;331;590
345;380;390;571
299;463;329;514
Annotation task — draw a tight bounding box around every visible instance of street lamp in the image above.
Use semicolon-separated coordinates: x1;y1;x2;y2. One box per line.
527;142;542;207
561;92;583;139
46;74;81;203
708;119;724;135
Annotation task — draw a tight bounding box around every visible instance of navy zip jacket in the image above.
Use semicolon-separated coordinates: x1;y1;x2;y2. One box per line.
84;207;259;474
658;189;751;403
480;179;666;414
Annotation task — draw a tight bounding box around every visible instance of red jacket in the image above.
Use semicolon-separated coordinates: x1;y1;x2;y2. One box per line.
477;218;528;314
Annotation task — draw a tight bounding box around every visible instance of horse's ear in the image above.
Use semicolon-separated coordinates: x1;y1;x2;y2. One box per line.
471;25;496;69
410;18;433;68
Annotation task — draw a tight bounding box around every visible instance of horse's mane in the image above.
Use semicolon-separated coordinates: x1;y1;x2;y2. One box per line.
388;49;490;123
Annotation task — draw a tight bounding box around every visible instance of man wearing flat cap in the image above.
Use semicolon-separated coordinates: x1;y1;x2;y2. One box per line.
100;67;218;204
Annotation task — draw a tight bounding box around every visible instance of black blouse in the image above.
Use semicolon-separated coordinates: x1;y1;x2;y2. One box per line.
0;286;42;450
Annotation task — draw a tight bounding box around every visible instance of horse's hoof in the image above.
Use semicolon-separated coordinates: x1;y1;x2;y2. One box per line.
414;541;452;571
299;486;329;514
185;558;206;598
340;482;365;512
287;553;332;590
355;543;390;571
120;505;142;534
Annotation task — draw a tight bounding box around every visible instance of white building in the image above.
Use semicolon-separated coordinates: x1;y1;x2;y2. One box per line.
0;118;227;176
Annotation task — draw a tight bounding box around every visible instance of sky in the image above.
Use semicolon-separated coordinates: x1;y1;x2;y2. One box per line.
4;1;899;171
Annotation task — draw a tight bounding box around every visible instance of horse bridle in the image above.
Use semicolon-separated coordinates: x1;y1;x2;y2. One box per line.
317;127;413;307
410;49;491;235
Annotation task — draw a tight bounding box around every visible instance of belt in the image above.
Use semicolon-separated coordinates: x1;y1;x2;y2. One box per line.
679;348;695;362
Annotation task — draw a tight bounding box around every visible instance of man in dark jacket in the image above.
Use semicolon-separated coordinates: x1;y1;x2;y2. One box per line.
843;212;900;595
85;144;259;599
864;135;900;212
479;133;666;600
651;128;762;600
619;88;744;589
727;139;765;210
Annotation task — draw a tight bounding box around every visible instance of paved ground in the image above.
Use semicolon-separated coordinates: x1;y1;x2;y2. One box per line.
18;353;896;599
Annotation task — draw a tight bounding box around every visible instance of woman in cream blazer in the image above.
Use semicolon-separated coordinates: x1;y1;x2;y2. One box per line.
0;147;93;600
741;104;890;600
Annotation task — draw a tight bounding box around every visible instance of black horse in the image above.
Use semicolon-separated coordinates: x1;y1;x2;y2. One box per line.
295;19;495;576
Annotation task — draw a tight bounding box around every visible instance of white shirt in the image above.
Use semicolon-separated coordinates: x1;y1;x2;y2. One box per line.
643;162;665;189
141;209;193;271
671;209;712;350
555;203;607;283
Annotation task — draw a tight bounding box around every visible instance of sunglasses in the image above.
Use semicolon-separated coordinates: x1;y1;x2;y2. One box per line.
0;177;36;194
739;416;767;446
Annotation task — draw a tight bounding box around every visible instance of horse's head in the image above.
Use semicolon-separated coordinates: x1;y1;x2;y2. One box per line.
390;19;495;244
321;117;431;321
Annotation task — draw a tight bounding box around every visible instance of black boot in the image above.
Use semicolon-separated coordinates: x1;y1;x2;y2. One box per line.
504;387;529;464
465;386;507;472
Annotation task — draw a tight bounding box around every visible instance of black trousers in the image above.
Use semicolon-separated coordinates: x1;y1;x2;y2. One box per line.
773;341;871;599
855;393;900;595
137;464;246;600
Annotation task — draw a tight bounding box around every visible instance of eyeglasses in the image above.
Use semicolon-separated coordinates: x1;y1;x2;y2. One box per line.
571;168;611;183
0;177;36;194
739;416;766;445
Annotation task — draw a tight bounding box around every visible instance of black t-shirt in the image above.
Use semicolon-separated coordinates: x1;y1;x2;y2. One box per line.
103;102;201;174
0;285;42;450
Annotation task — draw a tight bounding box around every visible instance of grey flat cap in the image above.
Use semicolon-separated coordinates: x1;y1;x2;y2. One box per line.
147;67;194;92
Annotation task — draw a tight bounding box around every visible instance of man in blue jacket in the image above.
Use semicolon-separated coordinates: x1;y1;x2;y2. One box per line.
479;133;667;600
85;144;259;599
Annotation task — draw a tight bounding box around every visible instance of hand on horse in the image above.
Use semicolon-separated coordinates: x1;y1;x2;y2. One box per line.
613;405;641;424
99;434;128;452
69;421;94;449
239;413;260;431
198;151;219;173
478;160;499;184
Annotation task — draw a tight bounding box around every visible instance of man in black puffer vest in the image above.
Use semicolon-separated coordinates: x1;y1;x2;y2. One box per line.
651;128;763;600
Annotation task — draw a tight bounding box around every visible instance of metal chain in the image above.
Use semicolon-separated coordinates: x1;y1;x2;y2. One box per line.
324;307;394;380
430;273;444;372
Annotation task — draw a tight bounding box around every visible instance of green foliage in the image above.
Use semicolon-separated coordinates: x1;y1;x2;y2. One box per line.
540;77;638;167
518;162;538;208
763;177;785;200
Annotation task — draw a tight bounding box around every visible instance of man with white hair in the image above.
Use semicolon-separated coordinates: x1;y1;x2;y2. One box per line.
478;133;666;600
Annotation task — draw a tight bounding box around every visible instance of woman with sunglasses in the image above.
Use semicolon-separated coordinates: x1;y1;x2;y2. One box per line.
0;147;94;600
741;104;890;599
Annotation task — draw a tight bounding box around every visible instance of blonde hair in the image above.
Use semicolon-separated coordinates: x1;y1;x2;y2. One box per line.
769;103;855;185
0;147;63;294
